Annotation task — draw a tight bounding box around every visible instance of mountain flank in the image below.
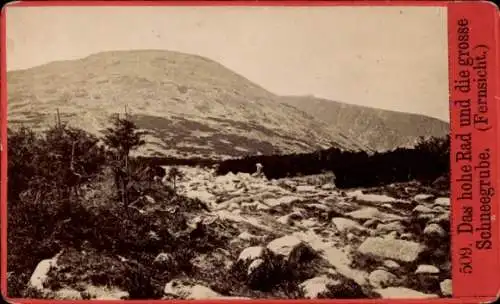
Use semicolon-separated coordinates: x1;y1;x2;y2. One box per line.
7;50;448;157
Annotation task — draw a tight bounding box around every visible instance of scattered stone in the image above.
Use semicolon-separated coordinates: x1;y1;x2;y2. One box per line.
237;231;260;241
414;194;434;202
296;185;317;192
145;195;156;204
321;183;336;191
264;196;302;207
412;205;435;214
280;180;298;189
154;253;174;266
423;223;447;239
415;264;440;274
53;288;83;300
346;233;357;242
357;237;426;263
368;269;397;288
314;274;367;298
277;215;291;225
83;285;129;300
247;259;265;276
148;230;160;241
238;246;265;262
184;190;216;205
432;206;447;213
428;213;450;227
363;218;380;228
348;190;398;204
245;258;274;289
440;279;452;296
347;207;403;222
164;279;222;299
192;249;233;271
400;233;414;241
305;240;368;286
288;242;318;265
40;165;451;300
256;203;270;211
374;287;438;299
332;217;366;234
278;211;304;225
29;254;60;291
383;260;401;270
299;275;341;299
383;231;399;240
241;201;258;209
299;218;318;228
267;235;303;258
229;200;242;209
376;221;405;234
417;213;435;223
306;203;330;211
434;197;450;207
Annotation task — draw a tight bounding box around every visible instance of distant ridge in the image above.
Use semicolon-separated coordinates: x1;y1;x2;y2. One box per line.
280;95;449;152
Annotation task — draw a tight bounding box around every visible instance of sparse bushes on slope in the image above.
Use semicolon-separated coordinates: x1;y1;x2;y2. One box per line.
7;124;107;201
7;114;215;298
7;123;109;296
103;113;146;206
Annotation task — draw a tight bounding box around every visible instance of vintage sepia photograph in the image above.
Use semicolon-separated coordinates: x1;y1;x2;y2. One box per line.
5;5;451;300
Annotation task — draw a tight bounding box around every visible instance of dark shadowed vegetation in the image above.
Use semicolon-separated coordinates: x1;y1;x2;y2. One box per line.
215;136;450;190
7;114;215;299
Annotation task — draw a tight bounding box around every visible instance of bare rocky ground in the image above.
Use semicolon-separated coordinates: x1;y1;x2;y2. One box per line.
23;166;451;300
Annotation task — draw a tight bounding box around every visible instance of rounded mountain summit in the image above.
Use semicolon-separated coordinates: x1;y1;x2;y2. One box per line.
7;50;449;159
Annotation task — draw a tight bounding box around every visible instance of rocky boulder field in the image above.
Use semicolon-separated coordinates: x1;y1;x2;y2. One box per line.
23;166;451;300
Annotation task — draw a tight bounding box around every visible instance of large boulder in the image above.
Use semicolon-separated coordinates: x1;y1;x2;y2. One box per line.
164;279;222;299
415;264;441;291
237;246;266;263
299;275;341;299
375;221;405;235
81;285;129;300
357;237;426;263
332;217;367;234
423;223;447;239
415;264;440;275
53;288;83;300
266;235;317;263
300;273;367;299
368;269;398;288
29;258;57;292
434;197;450;207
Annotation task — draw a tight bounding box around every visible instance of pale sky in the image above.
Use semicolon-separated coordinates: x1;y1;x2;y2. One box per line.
6;5;449;121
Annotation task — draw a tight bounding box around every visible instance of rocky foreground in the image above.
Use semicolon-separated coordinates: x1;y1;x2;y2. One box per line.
24;167;451;300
